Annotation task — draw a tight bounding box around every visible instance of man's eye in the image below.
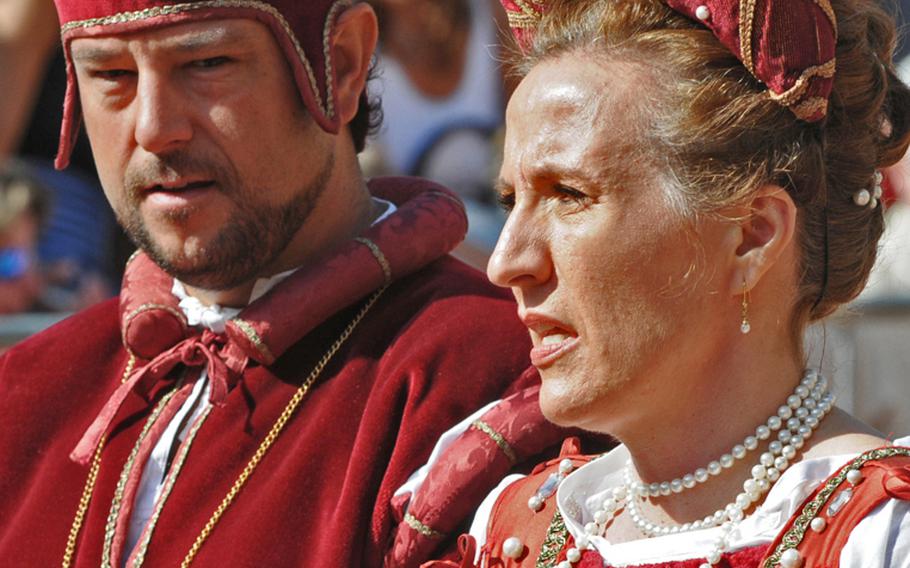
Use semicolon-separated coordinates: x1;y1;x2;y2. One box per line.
190;56;231;69
91;69;134;80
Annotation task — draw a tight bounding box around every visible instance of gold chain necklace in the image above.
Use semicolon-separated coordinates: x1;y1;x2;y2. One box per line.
62;286;386;568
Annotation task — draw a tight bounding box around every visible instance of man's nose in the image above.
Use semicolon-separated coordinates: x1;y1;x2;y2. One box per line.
133;73;193;154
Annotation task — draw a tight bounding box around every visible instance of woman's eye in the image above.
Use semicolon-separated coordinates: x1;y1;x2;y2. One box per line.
554;184;589;203
497;191;516;212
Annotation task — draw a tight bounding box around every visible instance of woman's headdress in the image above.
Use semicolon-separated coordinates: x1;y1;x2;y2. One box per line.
499;0;838;123
52;0;354;169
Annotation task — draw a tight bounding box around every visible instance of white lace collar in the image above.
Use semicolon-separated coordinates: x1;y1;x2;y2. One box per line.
556;435;910;565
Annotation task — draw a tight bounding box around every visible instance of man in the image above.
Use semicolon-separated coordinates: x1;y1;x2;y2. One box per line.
0;1;541;565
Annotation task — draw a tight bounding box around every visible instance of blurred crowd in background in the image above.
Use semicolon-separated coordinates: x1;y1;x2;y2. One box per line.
1;0;910;410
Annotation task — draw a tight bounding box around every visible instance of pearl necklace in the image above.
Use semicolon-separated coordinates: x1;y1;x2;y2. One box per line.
568;370;834;568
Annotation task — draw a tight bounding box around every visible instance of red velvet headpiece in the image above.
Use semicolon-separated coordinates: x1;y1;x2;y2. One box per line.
52;0;353;169
500;0;837;122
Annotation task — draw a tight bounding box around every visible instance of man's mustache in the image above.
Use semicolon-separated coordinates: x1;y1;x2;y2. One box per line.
123;152;232;199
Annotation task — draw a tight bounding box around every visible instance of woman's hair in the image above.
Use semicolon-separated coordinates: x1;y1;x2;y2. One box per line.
514;0;910;330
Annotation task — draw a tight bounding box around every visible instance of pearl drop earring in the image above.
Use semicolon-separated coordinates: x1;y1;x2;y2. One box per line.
740;280;751;335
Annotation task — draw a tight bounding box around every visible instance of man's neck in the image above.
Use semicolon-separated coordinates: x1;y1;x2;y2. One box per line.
183;187;383;308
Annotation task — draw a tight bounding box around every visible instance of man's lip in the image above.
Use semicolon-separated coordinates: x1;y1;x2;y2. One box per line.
142;179;216;194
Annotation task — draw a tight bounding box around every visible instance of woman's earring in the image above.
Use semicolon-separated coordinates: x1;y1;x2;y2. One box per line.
740;280;751;335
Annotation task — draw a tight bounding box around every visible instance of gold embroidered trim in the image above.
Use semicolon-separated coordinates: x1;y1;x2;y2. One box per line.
130;405;213;567
769;59;836;107
121;354;137;385
535;511;568;568
814;0;838;35
355;237;393;285
122;303;188;356
472;420;518;465
231;318;276;365
790;96;829;121
508;12;541;29
404;512;445;539
762;446;910;568
101;389;178;568
180;287;386;566
60;0;338;119
62;435;106;568
512;0;545;18
739;0;757;74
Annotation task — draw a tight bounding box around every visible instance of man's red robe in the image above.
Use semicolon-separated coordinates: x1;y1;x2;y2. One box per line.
0;179;535;567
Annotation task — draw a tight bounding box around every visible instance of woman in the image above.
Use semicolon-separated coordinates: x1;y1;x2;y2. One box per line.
412;0;910;566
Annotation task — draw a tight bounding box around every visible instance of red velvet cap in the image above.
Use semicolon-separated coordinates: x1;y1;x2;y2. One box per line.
52;0;353;169
500;0;838;122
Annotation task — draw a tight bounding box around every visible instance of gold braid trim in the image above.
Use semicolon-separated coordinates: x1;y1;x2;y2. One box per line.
231;318;276;365
120;354;137;384
814;0;838;35
739;0;758;75
355;237;393;285
100;389;179;568
60;0;339;119
129;405;214;568
471;420;518;465
789;96;829;121
404;512;445;539
762;446;910;568
508;12;541;29
535;511;569;568
769;59;836;107
512;0;545;18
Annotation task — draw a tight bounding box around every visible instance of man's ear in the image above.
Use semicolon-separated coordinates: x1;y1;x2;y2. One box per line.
330;4;378;126
730;185;798;293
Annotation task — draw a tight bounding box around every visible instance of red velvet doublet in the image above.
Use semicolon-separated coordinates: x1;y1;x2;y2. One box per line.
0;179;536;567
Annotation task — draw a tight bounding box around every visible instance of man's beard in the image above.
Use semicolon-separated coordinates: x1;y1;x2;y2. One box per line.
118;149;334;292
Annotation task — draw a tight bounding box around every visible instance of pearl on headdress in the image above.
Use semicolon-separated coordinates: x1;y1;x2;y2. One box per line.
810;516;827;533
696;5;711;21
854;189;872;207
528;494;544;512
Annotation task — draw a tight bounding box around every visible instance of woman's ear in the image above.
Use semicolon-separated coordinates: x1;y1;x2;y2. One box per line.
730;185;798;293
330;3;378;126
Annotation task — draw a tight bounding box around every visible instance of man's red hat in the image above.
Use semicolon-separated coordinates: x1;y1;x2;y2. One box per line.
500;0;837;123
52;0;353;170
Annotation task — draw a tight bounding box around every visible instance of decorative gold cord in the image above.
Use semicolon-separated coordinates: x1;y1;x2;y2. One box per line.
180;287;386;567
472;420;519;465
62;435;106;568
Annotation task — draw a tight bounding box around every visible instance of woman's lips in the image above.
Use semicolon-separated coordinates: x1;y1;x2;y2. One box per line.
530;333;580;367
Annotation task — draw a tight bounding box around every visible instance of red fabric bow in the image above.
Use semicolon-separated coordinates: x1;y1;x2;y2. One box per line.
883;465;910;501
70;330;248;466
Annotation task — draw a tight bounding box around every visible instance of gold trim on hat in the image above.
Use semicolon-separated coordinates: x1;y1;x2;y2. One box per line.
60;0;346;120
508;12;541;29
769;59;836;107
814;0;838;35
739;0;757;75
790;96;829;122
512;0;546;18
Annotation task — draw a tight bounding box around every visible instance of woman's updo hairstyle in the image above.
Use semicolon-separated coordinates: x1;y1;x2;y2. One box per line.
515;0;910;330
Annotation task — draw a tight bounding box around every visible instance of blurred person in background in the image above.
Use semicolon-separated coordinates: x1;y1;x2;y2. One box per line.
0;160;50;314
366;0;512;267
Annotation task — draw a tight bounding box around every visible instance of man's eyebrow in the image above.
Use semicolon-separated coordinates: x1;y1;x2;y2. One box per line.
70;28;248;63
